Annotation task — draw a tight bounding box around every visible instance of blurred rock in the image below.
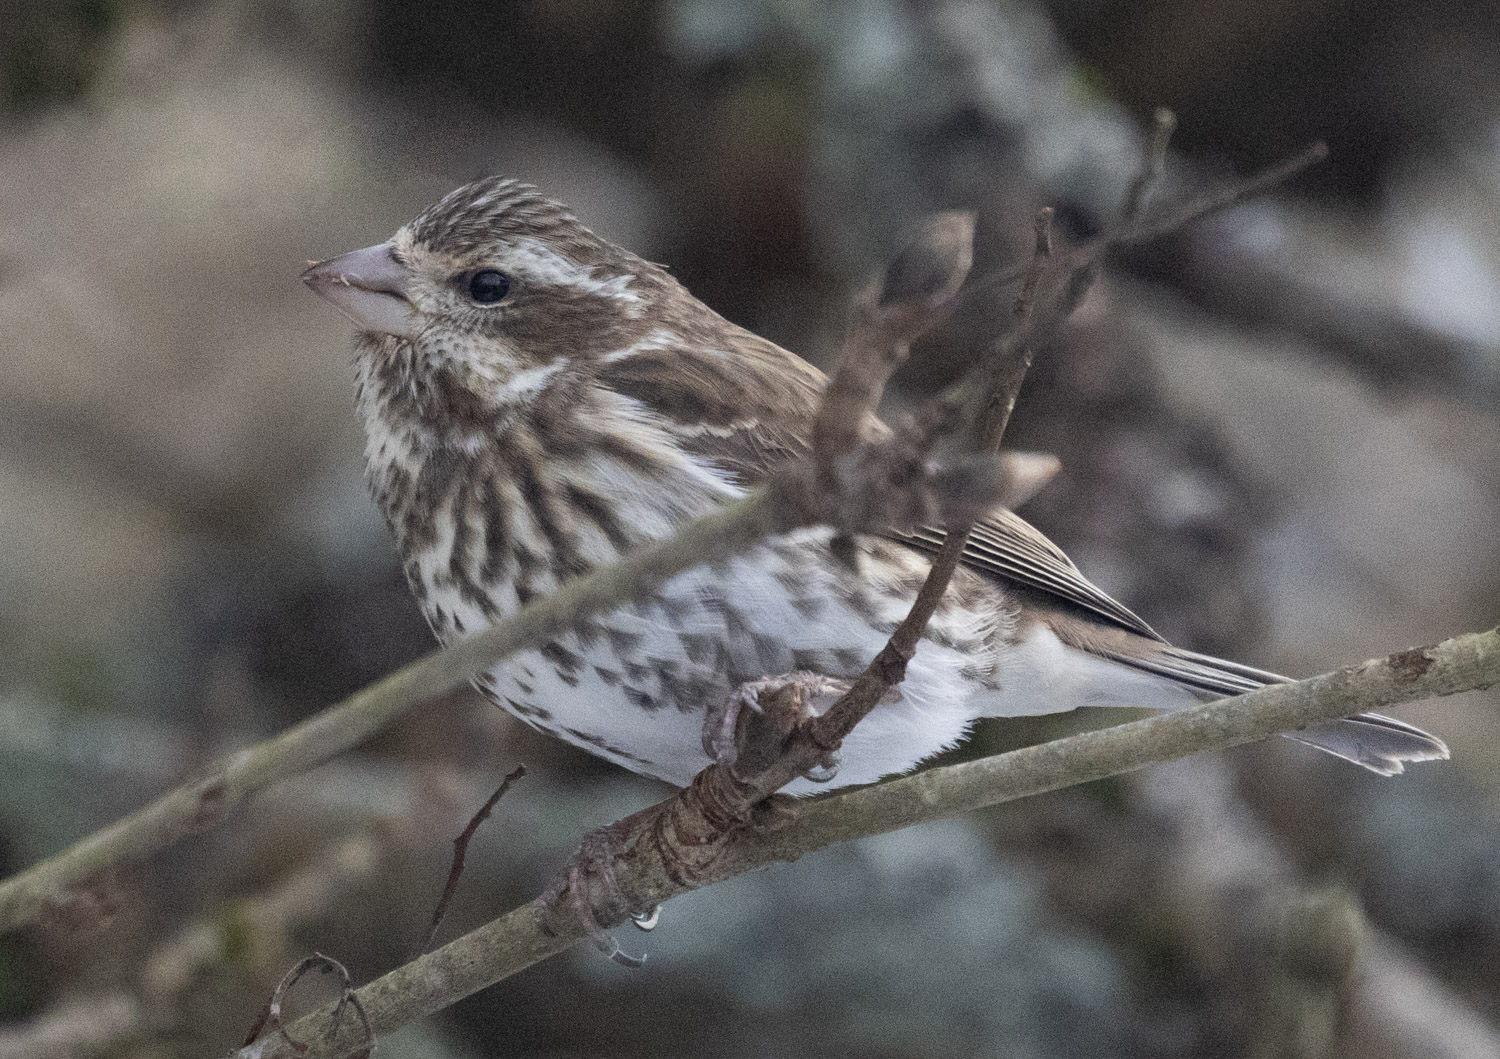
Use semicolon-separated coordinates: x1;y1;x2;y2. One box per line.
625;822;1126;1057
0;10;664;683
1134;287;1500;670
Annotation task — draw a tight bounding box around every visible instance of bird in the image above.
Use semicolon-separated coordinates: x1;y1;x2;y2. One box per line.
303;177;1447;795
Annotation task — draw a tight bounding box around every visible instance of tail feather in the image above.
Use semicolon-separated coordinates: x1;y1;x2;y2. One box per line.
1112;645;1450;776
1288;714;1450;776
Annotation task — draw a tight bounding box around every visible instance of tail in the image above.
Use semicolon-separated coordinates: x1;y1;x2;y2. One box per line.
1111;645;1451;776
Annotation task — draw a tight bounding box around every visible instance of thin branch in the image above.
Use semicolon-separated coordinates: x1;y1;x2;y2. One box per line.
1012;206;1056;322
812;211;975;465
227;626;1500;1059
413;765;526;957
1118;140;1327;249
1120;108;1178;226
793;131;1164;792
745;205;1061;796
964;138;1325;299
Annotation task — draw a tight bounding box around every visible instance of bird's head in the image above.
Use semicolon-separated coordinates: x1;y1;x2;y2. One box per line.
304;178;678;419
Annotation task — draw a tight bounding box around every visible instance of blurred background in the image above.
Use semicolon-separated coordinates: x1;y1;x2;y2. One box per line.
0;0;1498;1056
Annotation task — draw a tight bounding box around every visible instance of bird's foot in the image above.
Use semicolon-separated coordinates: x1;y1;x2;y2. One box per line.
533;820;650;968
703;671;847;782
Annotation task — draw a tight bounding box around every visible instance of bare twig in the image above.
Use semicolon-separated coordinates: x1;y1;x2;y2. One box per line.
244;952;373;1058
1120;140;1327;248
964;138;1325;299
789;129;1167;788
802;211;985;537
812;211;975;467
1120;108;1178;226
414;765;526;957
761;204;1063;792
1012;207;1056;321
227;626;1500;1059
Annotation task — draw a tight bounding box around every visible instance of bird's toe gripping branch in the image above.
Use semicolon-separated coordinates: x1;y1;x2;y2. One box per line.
703;673;849;780
532;818;651;968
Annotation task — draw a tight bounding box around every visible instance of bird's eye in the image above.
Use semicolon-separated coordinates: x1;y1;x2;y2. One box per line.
466;269;511;304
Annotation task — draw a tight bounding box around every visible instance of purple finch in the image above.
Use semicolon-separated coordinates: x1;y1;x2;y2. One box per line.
304;177;1446;793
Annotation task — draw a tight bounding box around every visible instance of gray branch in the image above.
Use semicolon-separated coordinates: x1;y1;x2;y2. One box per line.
228;626;1500;1059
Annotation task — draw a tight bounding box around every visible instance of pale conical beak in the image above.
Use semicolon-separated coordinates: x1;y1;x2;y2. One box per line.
302;242;421;338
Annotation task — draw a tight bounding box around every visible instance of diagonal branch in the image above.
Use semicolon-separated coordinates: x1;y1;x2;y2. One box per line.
734;205;1061;802
964;137;1327;301
771;111;1178;798
227;626;1500;1059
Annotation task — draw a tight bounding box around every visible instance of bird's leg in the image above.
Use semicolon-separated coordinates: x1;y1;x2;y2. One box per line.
702;672;848;782
538;673;851;965
538;672;850;965
532;815;650;967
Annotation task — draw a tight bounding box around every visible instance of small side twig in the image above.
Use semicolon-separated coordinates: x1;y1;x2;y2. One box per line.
243;953;373;1058
817;121;1165;769
1122;140;1326;248
414;765;526;957
811;210;975;470
795;203;1061;768
1012;207;1056;321
965;135;1322;299
1120;107;1178;225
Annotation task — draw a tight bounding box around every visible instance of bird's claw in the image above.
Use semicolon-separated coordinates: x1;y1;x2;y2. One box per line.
803;749;843;783
701;682;763;765
703;671;849;782
533;824;649;967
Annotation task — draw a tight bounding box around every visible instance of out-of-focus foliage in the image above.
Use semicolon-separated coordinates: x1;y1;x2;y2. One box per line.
0;0;120;110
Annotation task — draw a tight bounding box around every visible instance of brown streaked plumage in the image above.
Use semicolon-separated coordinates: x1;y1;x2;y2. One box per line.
304;176;1447;789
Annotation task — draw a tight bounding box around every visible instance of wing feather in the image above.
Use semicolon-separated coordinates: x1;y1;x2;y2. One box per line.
900;516;1164;641
595;322;1157;643
594;326;1450;771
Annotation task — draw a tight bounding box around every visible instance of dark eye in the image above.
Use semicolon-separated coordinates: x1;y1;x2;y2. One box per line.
467;269;511;304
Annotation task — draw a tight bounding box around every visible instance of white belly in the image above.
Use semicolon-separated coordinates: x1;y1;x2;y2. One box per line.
429;527;1017;792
